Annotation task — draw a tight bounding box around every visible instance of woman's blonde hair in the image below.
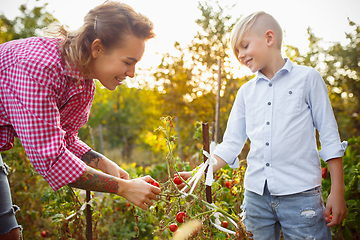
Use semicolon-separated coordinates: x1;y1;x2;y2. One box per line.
44;1;155;76
230;11;282;61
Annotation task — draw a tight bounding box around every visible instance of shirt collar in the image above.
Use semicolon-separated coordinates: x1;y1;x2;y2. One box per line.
63;63;85;82
255;58;293;82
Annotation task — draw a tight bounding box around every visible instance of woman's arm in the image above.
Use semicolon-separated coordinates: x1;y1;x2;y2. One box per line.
81;150;129;180
68;166;160;210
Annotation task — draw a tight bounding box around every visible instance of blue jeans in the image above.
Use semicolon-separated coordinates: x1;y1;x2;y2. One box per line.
0;154;22;235
241;182;332;240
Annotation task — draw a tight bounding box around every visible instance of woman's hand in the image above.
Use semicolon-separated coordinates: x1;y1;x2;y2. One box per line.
119;175;161;210
69;167;160;210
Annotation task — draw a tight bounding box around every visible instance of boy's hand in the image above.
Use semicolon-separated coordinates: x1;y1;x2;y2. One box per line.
324;190;347;226
324;157;347;227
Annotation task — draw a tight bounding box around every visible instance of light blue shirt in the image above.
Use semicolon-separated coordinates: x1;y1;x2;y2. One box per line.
213;59;346;196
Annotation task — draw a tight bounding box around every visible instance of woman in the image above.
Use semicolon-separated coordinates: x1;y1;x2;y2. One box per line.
0;1;161;239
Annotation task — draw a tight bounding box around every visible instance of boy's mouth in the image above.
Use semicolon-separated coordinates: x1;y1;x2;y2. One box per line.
244;59;253;67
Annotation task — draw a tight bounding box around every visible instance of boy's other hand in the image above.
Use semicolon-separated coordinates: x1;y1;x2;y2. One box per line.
324;190;347;227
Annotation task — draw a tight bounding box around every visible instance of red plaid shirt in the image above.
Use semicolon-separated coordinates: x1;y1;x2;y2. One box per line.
0;37;95;191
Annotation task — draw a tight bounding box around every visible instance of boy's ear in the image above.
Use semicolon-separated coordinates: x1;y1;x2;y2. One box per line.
265;30;275;47
91;39;103;58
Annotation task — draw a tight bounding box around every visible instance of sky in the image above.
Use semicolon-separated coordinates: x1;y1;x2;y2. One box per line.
1;0;360;76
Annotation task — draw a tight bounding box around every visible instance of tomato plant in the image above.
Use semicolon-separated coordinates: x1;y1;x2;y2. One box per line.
321;136;360;239
150;116;248;239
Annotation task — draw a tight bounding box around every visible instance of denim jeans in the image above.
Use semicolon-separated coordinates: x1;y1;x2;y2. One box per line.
0;154;22;235
241;182;332;240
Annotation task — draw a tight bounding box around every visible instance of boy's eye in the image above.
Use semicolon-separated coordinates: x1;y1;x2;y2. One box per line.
124;62;131;66
244;44;249;49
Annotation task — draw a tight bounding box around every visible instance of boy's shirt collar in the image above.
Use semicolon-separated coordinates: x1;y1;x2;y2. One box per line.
255;58;293;82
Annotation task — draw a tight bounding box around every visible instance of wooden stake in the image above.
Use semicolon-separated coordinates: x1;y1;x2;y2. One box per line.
86;190;92;240
202;123;212;204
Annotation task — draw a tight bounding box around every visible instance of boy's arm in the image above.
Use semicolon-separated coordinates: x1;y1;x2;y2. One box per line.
213;154;228;171
324;157;347;226
178;154;228;187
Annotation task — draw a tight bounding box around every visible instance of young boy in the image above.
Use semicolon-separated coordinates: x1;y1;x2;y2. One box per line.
181;11;347;239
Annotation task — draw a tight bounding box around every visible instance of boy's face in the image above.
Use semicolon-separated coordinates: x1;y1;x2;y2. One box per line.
236;29;269;73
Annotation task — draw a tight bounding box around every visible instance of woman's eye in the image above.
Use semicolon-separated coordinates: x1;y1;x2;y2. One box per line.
244;44;249;49
124;62;131;66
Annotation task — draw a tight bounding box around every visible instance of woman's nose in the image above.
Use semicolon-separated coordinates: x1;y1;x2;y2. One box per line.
126;65;135;78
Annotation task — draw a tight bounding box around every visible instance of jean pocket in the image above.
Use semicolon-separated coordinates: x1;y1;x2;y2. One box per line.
300;187;321;197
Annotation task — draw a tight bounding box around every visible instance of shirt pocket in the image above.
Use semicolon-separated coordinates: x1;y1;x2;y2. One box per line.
277;89;302;115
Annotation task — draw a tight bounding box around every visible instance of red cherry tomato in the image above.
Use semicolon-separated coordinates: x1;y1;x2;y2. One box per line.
176;211;186;223
221;220;229;228
151;181;160;188
40;231;47;237
225;181;232;189
173;176;182;185
322;167;328;179
169;223;178;232
326;215;333;223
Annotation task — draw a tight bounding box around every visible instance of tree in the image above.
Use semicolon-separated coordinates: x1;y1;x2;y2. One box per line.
285;20;360;140
324;19;360;139
84;81;164;162
0;3;57;43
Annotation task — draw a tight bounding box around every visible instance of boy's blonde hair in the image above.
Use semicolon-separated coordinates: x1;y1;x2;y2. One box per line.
230;11;283;61
44;1;155;77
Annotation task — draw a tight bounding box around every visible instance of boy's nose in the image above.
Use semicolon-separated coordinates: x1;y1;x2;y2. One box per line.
238;51;245;59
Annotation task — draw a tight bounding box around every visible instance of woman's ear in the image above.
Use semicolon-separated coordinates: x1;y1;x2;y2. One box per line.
91;39;103;58
265;30;276;47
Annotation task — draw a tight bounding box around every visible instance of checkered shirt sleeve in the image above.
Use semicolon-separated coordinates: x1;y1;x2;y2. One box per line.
0;37;95;191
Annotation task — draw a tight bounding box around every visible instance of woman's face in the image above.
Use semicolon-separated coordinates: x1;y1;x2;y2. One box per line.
89;35;145;91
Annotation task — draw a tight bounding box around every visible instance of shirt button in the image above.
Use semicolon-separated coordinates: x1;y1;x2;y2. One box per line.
266;142;270;146
78;85;83;90
266;121;270;125
268;102;271;105
266;163;270;167
289;90;292;94
269;83;273;87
